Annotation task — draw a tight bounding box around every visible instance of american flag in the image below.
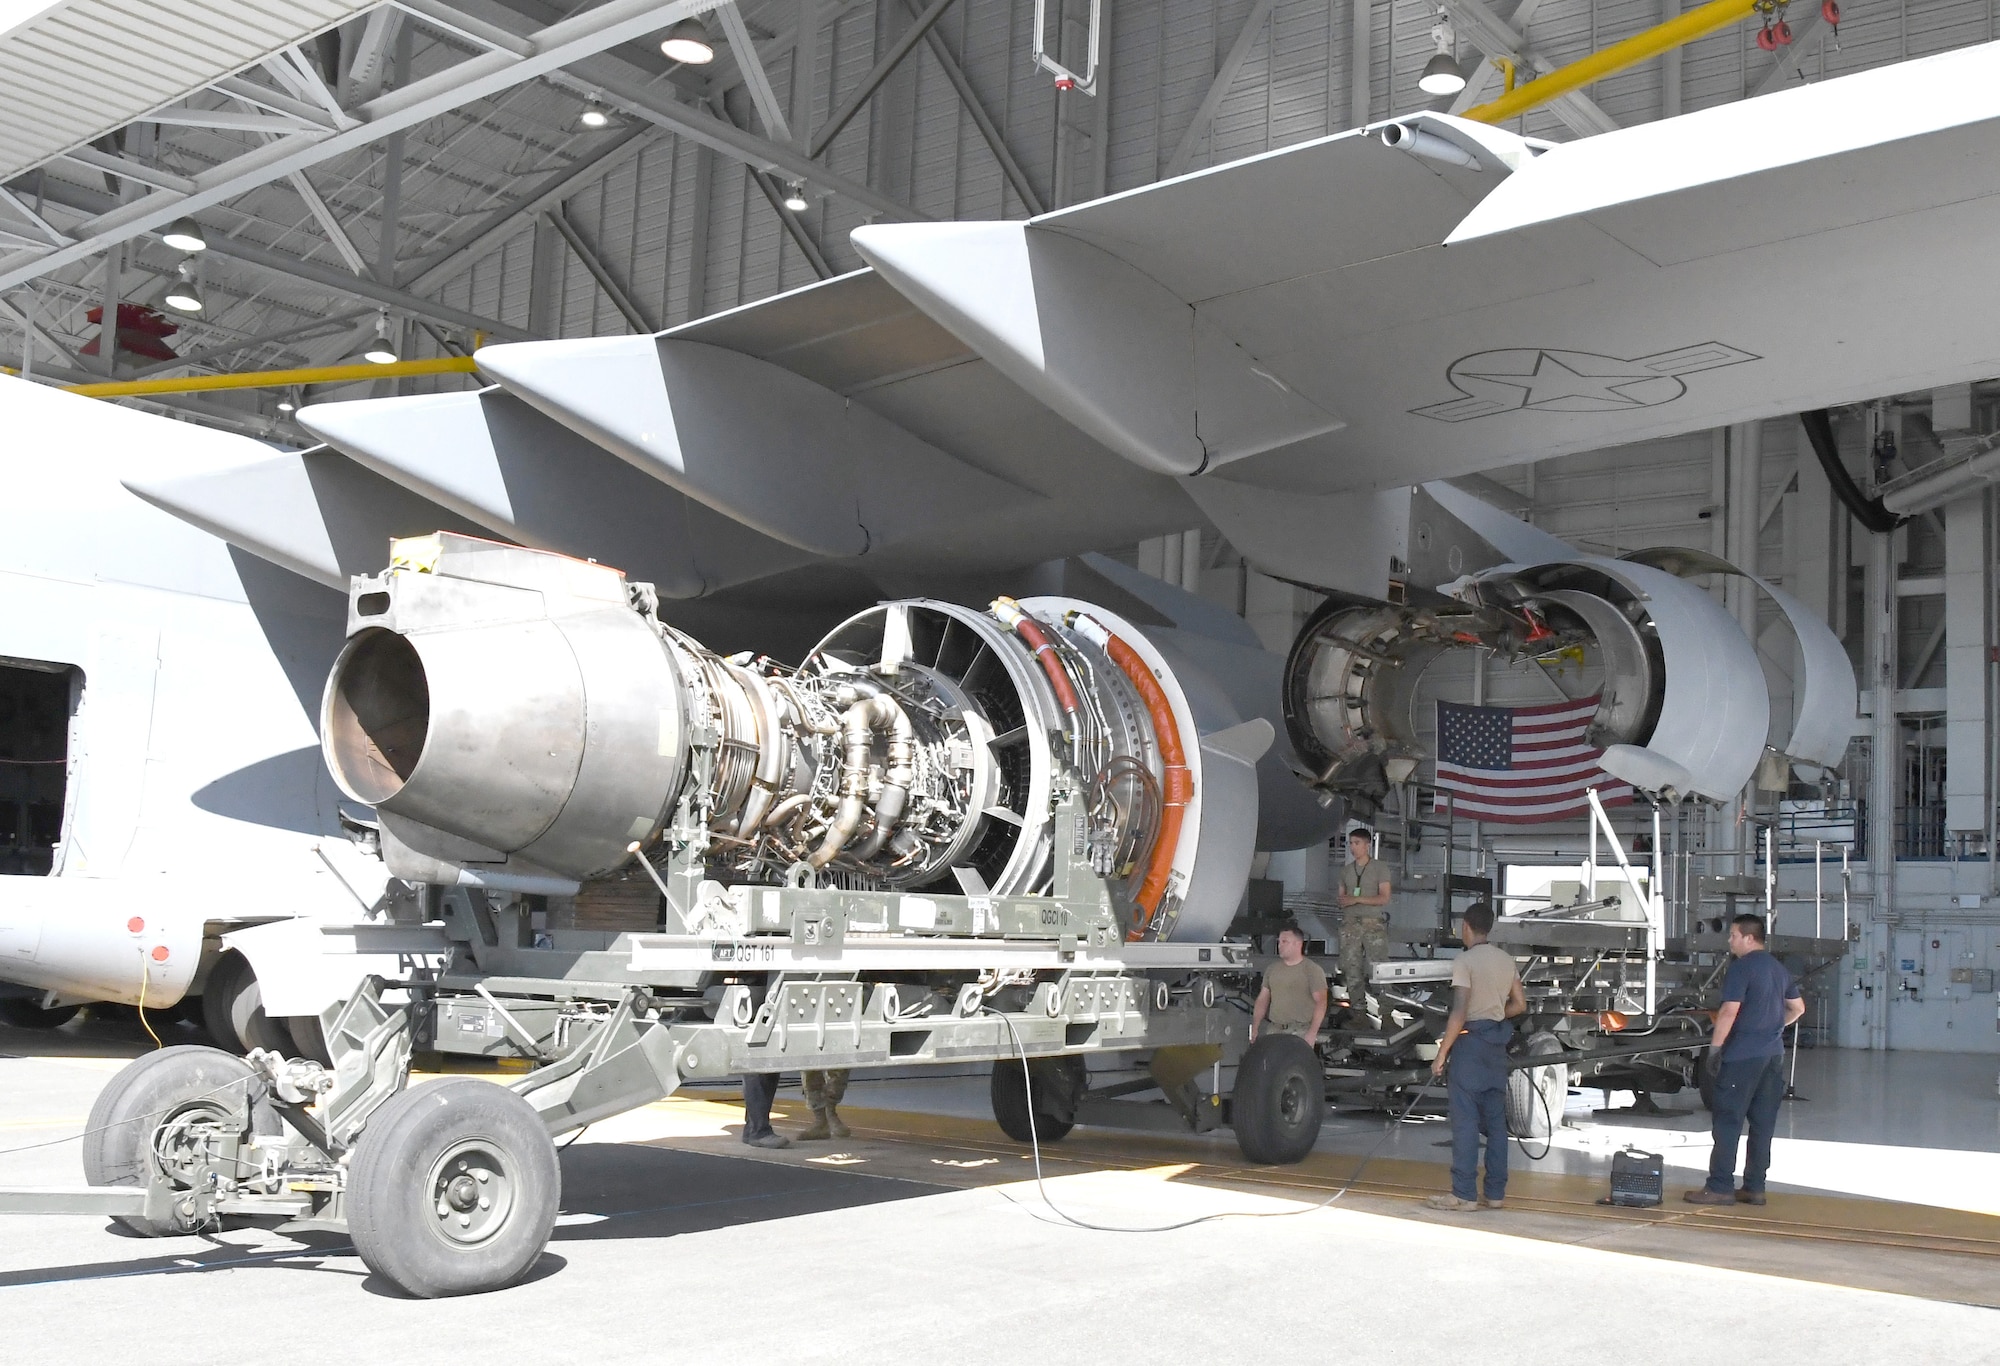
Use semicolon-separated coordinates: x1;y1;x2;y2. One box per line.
1434;696;1633;824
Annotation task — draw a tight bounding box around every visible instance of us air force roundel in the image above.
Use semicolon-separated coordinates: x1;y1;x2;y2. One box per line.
1411;343;1760;423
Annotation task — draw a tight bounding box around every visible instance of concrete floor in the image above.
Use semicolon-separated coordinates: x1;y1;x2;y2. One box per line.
1;1018;1996;1364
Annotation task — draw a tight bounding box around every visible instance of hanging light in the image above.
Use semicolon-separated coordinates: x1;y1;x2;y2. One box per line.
660;17;715;63
578;97;613;129
364;313;400;365
781;180;809;212
1418;13;1466;95
161;216;208;253
276;387;300;414
162;259;203;313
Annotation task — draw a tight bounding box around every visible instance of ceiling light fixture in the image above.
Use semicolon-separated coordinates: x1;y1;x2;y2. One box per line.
1418;14;1466;95
364;313;400;365
782;181;809;212
578;98;612;129
161;216;208;253
660;17;715;63
162;260;203;313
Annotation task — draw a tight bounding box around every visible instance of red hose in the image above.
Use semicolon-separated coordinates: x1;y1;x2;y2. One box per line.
992;598;1082;731
1015;617;1082;722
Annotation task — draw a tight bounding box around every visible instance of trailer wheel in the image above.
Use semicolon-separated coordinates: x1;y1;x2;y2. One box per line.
990;1056;1083;1144
0;998;80;1029
1232;1033;1324;1165
1506;1031;1568;1140
200;952;290;1056
81;1045;269;1236
348;1078;560;1299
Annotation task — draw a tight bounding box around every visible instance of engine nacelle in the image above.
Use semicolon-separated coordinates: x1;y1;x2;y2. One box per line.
323;534;1270;941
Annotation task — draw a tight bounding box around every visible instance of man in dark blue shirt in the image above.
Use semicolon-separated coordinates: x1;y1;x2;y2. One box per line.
1685;914;1803;1206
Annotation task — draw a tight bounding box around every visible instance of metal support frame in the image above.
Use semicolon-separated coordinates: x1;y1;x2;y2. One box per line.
808;0;958;158
400;122;654;299
545;206;658;332
750;170;834;279
714;2;794;143
1444;0;1546;111
1443;0;1620;137
1746;6;1830;98
1463;0;1755;127
903;0;1045;214
0;0;729;292
287;171;372;277
1163;0;1277;180
543;62;925;221
18;174;527;340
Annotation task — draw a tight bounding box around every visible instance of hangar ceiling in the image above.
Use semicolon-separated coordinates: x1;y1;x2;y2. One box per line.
0;0;1988;434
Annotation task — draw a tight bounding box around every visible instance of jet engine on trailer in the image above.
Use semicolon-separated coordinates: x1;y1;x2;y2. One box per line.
0;534;1322;1300
326;532;1266;942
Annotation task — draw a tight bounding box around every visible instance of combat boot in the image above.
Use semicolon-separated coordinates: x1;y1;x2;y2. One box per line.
796;1106;832;1141
825;1104;851;1140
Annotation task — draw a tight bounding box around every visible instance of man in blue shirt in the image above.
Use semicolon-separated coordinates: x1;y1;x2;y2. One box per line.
1685;914;1803;1206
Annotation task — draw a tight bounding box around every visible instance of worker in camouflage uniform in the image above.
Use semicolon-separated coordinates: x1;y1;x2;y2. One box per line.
797;1068;851;1140
1338;826;1393;1024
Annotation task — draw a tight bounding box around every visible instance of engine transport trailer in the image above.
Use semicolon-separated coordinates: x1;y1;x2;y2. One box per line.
0;535;1334;1298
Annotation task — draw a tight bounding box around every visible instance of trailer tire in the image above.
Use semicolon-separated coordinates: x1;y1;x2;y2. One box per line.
0;998;80;1029
348;1078;560;1299
990;1056;1082;1143
1232;1033;1324;1165
81;1045;269;1236
1507;1031;1567;1140
200;952;291;1057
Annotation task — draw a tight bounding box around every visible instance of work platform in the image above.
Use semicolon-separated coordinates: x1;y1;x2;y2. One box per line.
0;1016;1993;1361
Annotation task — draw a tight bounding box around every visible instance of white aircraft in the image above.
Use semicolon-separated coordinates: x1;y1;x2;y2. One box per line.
2;44;1989;1028
0;376;392;1054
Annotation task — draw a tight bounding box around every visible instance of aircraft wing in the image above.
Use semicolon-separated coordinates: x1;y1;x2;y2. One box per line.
117;41;2000;610
853;38;2000;493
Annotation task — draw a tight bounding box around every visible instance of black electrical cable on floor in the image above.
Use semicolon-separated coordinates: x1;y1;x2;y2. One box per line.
984;1008;1426;1234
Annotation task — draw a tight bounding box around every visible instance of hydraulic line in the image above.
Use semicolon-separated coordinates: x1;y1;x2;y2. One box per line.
1068;612;1191;940
1801;408;1902;534
991;597;1084;738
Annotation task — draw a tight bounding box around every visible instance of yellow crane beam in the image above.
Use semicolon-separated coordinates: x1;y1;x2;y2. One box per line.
1463;0;1763;127
58;355;480;399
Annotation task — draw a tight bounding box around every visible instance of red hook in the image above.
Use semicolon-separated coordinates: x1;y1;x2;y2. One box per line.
1756;22;1777;49
1773;18;1793;43
1820;0;1839;26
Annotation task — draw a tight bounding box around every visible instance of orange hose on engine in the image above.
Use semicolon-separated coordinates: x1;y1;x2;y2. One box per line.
992;597;1082;727
1068;614;1191;940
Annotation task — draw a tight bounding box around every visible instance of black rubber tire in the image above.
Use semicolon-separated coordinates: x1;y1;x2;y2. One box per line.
1232;1033;1325;1165
80;1045;264;1236
200;952;290;1056
348;1078;561;1299
1696;1050;1716;1111
286;1013;333;1067
989;1058;1079;1144
1506;1031;1568;1140
0;998;81;1029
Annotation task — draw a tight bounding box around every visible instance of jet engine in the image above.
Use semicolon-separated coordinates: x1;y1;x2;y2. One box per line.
1284;550;1852;810
322;534;1271;942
